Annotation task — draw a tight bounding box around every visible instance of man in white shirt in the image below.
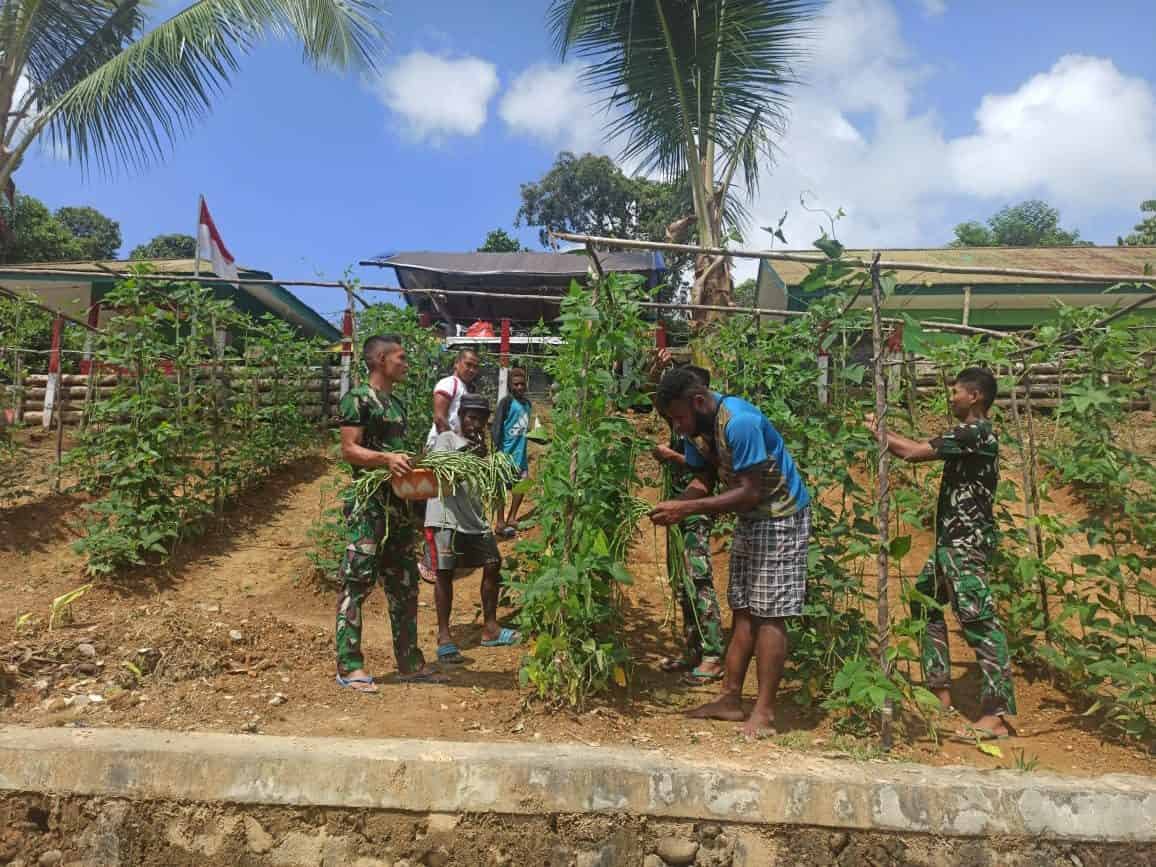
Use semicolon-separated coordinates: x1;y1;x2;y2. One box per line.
425;348;481;448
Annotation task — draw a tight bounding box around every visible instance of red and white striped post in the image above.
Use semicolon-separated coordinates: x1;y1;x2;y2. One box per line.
42;314;63;429
497;317;511;401
339;307;354;399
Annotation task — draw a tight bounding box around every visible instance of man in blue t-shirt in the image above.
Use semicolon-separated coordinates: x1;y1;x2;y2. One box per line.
650;367;811;738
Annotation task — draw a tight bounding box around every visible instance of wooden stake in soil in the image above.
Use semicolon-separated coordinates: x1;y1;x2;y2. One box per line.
870;255;894;751
1006;365;1051;639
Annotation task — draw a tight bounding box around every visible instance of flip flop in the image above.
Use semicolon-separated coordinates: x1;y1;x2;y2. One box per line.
335;674;379;694
659;656;695;673
499;526;517;539
397;668;450;684
955;725;1010;741
480;627;521;647
682;668;724;685
437;643;465;664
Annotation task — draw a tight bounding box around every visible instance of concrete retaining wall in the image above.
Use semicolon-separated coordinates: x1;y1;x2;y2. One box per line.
1;726;1153;844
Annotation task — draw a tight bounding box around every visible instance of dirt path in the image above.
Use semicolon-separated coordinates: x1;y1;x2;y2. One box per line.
2;447;1153;779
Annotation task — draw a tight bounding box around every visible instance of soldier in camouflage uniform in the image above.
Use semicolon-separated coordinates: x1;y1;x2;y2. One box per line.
335;335;445;692
654;437;725;681
871;367;1016;738
652;363;725;681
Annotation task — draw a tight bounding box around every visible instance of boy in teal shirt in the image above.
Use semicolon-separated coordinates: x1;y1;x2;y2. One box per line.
492;366;532;537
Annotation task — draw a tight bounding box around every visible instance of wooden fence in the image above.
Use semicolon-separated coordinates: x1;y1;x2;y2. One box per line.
3;367;344;427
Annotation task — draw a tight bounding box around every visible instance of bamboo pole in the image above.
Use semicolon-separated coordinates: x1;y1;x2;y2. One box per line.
550;231;1156;285
870;255;894;751
1006;366;1051;639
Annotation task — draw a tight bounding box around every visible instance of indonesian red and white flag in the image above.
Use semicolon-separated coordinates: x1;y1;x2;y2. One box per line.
196;197;238;281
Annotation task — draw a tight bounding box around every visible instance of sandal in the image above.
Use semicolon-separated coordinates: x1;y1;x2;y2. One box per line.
682;667;724;685
437;643;465;664
955;725;1011;741
336;674;380;694
480;627;521;647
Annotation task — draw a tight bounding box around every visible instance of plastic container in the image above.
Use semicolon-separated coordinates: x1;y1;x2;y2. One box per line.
390;468;439;501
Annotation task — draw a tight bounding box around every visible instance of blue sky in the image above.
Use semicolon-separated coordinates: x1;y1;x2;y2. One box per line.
19;0;1156;318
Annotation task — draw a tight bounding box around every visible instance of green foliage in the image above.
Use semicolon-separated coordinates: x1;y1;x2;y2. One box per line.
950;199;1087;247
0;195;122;262
478;228;524;252
511;272;653;707
54;206;122;259
130;233;197;260
0;1;384;188
66;268;324;575
548;1;815;256
1118;199;1156;246
516;151;684;249
0;289;87;380
356;302;444;454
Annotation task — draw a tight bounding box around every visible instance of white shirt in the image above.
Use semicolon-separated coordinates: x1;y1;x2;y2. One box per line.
426;374;466;448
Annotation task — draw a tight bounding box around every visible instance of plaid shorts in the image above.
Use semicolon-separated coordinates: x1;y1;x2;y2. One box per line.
728;506;811;619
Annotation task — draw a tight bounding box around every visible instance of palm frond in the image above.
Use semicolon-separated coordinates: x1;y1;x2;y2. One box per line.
32;0;385;173
549;0;814;201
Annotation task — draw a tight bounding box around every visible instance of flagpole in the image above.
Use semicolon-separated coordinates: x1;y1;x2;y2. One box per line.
194;194;203;278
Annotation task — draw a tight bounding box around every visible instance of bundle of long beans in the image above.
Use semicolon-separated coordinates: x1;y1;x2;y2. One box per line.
352;449;520;519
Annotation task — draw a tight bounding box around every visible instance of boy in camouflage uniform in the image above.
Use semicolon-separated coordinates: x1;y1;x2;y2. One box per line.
870;367;1016;738
335;335;445;692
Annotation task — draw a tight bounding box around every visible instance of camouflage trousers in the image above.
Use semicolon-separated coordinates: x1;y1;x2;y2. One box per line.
912;545;1017;717
676;516;724;661
335;498;424;676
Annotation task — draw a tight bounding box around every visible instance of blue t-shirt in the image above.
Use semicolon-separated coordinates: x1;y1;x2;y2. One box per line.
500;396;530;472
684;394;810;519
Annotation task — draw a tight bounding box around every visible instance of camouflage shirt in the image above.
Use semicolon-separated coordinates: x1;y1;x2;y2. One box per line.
338;384;407;479
931;419;999;549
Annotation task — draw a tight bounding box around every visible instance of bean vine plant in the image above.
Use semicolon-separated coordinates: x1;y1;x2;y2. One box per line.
66;270;326;576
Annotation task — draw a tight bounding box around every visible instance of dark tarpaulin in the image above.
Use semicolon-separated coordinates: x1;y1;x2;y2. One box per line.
360;250;665;325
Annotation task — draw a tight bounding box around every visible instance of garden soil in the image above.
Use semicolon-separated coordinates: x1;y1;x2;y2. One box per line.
1;424;1154;781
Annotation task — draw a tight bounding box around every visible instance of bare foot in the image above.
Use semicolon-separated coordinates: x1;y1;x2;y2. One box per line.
741;708;776;740
338;668;379;693
686;694;746;721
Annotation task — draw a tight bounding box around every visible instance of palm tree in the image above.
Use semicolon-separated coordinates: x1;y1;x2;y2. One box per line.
548;0;814;312
0;1;384;194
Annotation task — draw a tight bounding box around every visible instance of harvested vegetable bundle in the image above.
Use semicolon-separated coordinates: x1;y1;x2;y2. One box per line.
351;449;520;520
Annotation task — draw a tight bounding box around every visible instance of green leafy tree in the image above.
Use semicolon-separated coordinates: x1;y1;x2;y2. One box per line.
0;1;384;192
130;233;197;260
1118;200;1156;246
549;1;816;312
478;228;524;252
55;205;121;259
0;194;80;261
516;151;681;247
950;200;1087;247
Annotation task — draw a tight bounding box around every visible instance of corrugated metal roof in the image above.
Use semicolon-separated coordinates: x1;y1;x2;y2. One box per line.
363;250;664;280
362;250;666;324
766;245;1156;286
0;259;339;342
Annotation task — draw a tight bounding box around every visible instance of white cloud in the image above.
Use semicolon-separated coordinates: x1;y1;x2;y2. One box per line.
949;55;1156;208
374;51;499;142
498;62;610;153
739;0;1156;272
